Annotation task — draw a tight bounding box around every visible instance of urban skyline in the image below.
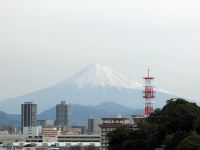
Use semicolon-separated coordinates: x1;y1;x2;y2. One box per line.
0;0;199;149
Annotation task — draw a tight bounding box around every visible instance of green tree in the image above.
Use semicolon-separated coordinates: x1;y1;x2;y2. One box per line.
177;132;200;150
164;129;189;150
107;126;137;150
107;98;200;150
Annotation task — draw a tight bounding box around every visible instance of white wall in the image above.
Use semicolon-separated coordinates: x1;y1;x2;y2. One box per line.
23;126;42;138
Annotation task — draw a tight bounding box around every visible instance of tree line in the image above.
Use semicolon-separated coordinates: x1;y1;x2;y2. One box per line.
107;98;200;150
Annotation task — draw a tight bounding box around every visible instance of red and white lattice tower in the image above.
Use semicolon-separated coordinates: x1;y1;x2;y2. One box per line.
143;69;155;116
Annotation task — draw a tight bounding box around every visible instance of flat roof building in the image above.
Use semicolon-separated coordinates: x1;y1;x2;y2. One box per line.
58;134;100;143
21;102;37;132
42;127;61;142
56;101;71;131
88;118;100;135
132;115;145;126
99;118;131;150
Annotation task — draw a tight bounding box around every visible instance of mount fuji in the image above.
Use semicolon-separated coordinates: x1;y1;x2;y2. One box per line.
0;64;176;114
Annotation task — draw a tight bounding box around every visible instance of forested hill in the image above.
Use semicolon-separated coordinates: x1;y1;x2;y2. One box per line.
107;98;200;150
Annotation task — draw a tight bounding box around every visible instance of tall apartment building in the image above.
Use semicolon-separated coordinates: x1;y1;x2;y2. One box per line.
56;101;71;131
21;102;37;132
88;118;100;135
99;117;131;150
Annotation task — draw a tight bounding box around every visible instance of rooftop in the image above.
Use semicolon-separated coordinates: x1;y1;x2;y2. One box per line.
101;118;130;120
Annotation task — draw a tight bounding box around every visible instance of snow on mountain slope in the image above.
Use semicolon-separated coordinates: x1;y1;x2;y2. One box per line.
0;64;174;114
59;64;143;89
58;64;170;94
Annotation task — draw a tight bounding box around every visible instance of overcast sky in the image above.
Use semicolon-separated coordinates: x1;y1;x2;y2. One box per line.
0;0;200;102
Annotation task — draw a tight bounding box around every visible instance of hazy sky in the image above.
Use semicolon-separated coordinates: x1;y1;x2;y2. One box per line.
0;0;200;102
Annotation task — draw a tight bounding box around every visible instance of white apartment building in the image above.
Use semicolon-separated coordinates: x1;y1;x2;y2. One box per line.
23;126;42;138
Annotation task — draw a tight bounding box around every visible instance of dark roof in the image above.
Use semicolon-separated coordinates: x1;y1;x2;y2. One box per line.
99;124;132;128
101;118;130;120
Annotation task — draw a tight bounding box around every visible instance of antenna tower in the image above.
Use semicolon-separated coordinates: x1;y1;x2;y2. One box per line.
143;69;155;116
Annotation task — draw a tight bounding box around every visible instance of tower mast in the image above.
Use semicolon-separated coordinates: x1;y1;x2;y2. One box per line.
143;69;155;116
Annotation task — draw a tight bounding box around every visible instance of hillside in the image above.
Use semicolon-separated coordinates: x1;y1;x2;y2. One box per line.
0;111;20;130
38;101;144;126
0;102;143;129
0;64;179;114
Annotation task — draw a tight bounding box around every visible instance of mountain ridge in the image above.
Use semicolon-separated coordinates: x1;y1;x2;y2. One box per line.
0;101;144;129
0;64;180;114
38;101;144;126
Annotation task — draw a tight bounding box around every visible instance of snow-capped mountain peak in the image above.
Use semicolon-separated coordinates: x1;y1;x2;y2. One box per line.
62;64;143;89
0;64;175;114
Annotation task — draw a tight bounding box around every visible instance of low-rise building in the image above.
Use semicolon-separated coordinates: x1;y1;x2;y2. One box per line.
58;134;100;143
23;126;42;138
62;126;87;135
72;126;87;135
0;134;25;149
25;137;42;143
37;120;55;127
13;142;99;150
42;127;61;142
132;115;145;125
1;126;16;134
99;118;131;150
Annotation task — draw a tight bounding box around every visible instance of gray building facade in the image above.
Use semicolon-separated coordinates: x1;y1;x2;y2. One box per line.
56;101;71;131
88;118;100;135
21;102;37;132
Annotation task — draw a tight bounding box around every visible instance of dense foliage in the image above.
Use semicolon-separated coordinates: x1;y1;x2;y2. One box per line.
107;98;200;150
